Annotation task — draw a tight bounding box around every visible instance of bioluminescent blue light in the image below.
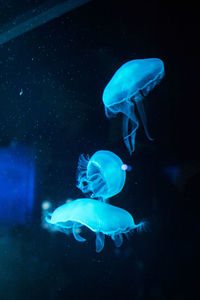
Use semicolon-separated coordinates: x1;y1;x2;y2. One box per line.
76;150;126;201
46;198;145;253
0;143;35;225
102;58;165;154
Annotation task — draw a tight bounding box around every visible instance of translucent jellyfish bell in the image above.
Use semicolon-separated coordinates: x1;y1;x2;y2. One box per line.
46;198;145;253
76;150;126;201
102;58;165;154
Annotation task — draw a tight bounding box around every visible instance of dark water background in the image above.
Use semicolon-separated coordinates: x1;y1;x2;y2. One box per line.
0;0;199;299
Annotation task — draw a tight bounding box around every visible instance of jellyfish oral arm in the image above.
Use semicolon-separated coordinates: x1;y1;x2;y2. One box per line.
111;233;123;247
95;232;105;253
122;102;139;155
72;223;86;242
123;116;137;154
133;94;154;141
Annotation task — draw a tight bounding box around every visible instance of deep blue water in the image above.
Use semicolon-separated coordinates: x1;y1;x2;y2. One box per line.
0;1;198;299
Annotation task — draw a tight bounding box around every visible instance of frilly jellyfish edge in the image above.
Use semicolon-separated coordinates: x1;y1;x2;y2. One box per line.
76;150;126;201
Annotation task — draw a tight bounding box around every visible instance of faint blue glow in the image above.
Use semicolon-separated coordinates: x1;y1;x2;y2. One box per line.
41;199;58;232
19;88;23;96
76;150;126;201
0;144;35;225
102;58;165;154
163;165;180;184
42;200;52;210
65;198;73;203
0;0;93;45
46;198;145;253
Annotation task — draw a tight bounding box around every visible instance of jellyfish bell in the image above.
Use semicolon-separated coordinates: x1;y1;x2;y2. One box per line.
77;150;126;201
102;58;165;154
46;198;145;253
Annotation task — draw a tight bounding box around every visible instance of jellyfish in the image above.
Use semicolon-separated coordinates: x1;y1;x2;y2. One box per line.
46;198;145;253
76;150;126;201
102;58;165;154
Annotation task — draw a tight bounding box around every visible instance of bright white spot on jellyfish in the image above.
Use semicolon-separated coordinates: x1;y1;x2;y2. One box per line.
121;164;132;171
19;88;23;96
121;164;127;171
42;200;51;210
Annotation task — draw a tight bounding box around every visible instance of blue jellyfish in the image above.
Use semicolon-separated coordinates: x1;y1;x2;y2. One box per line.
102;58;165;154
46;198;145;253
77;150;126;201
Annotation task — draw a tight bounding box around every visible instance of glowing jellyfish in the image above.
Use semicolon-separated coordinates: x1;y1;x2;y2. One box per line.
102;58;165;154
77;150;126;201
46;198;145;253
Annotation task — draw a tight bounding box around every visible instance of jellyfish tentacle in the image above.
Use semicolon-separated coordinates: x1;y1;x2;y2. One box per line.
130;220;148;233
77;154;91;194
134;94;154;141
123;115;132;154
72;223;86;242
130;119;139;154
135;220;148;232
77;153;90;171
95;232;105;253
122;101;139;154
